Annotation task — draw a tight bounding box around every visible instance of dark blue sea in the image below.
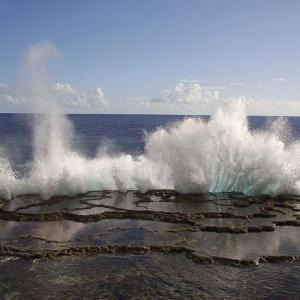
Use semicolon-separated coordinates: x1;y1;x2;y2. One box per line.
1;113;300;170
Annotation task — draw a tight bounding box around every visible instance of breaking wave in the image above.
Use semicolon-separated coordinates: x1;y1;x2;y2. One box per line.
1;42;300;200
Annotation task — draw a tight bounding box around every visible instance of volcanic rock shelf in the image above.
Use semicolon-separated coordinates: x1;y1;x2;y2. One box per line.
0;191;299;299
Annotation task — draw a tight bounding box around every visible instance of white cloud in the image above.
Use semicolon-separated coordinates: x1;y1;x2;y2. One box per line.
94;86;109;107
141;80;300;115
0;82;109;110
146;82;219;106
0;84;26;105
1;94;25;104
273;78;287;82
53;82;109;108
55;82;73;94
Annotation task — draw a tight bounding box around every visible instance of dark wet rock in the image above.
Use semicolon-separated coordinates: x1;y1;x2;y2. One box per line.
0;191;300;299
0;244;299;267
252;212;277;218
0;190;299;271
273;220;300;226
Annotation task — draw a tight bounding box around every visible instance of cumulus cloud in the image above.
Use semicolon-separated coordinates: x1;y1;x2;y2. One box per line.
0;82;108;110
0;84;26;105
55;82;73;94
145;82;219;107
53;82;108;108
141;80;300;116
273;78;287;82
94;87;108;107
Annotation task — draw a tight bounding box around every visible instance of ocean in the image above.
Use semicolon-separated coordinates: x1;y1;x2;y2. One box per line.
2;108;300;198
2;113;300;166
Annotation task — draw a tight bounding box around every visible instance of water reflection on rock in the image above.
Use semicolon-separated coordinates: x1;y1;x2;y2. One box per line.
0;191;299;298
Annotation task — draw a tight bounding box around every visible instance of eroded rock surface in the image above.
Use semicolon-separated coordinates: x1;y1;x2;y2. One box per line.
0;191;299;299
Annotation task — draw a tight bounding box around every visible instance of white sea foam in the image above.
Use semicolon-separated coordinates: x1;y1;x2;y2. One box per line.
1;42;300;200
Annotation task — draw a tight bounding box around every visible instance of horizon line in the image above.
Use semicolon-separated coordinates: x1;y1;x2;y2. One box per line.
0;112;299;118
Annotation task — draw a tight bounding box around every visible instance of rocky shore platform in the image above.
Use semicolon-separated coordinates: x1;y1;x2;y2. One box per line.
0;191;299;299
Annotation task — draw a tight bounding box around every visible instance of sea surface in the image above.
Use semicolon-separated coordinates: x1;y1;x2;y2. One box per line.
1;113;300;173
0;113;300;299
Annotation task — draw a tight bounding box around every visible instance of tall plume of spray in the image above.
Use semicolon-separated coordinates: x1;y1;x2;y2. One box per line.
25;42;74;198
0;42;64;200
1;41;300;200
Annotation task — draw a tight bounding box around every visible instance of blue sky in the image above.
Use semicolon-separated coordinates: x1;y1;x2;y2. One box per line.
0;0;300;115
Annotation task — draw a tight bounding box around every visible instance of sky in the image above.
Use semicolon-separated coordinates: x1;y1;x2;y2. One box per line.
0;0;300;115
